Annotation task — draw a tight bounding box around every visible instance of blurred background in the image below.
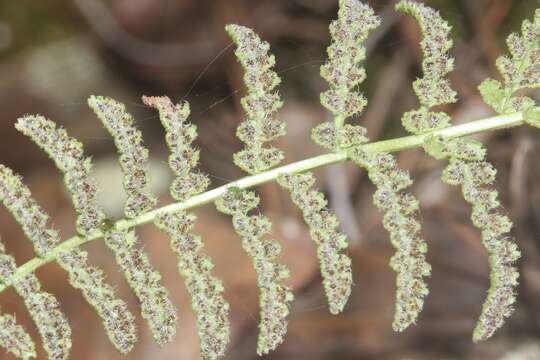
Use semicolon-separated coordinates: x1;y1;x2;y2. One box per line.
1;0;540;359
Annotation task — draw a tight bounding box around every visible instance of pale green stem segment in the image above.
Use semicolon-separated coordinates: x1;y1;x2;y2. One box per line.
0;109;527;294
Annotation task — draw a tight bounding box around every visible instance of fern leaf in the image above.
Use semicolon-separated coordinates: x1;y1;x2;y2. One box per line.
479;9;540;114
396;1;457;112
142;96;210;201
277;173;352;314
56;249;137;353
226;24;286;174
0;312;36;360
155;212;230;359
88;95;157;218
314;0;379;150
349;149;431;331
104;230;177;346
145;95;230;357
442;151;520;342
215;190;293;355
15;116;106;235
317;0;431;330
0;164;60;257
0;242;71;360
398;0;520;341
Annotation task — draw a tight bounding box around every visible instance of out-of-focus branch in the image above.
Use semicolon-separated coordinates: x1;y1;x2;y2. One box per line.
73;0;216;67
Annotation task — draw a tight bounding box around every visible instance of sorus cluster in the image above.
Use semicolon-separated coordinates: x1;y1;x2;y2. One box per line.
226;24;286;174
0;242;71;360
143;95;210;201
314;0;380;151
349;149;431;331
0;164;60;257
216;190;293;355
155;212;230;359
15;116;106;235
89;95;157;218
278;172;352;314
56;249;138;354
0;312;36;360
104;230;178;346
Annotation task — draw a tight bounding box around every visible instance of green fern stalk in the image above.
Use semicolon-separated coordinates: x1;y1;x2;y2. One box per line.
0;109;529;297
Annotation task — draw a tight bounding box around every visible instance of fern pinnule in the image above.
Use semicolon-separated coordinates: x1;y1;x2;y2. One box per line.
215;189;293;355
480;9;540;115
399;1;520;341
142;96;210;201
15;116;106;235
226;24;286;174
88;95;157;218
56;249;138;354
277;173;351;314
0;164;60;257
314;0;379;151
0;242;71;360
350;149;430;331
155;212;230;359
396;1;457;111
0;312;36;360
146;95;230;357
104;230;178;346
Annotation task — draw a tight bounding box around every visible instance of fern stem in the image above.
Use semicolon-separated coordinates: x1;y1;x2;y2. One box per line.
0;109;527;294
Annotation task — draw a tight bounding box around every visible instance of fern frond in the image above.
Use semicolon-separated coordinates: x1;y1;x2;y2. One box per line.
226;24;286;174
0;242;71;360
398;0;521;341
479;9;540;115
215;189;293;355
142;96;210;201
277;173;351;314
56;249;137;353
0;312;36;360
15;116;106;235
155;212;230;359
88;95;157;218
104;230;177;346
145;95;230;357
